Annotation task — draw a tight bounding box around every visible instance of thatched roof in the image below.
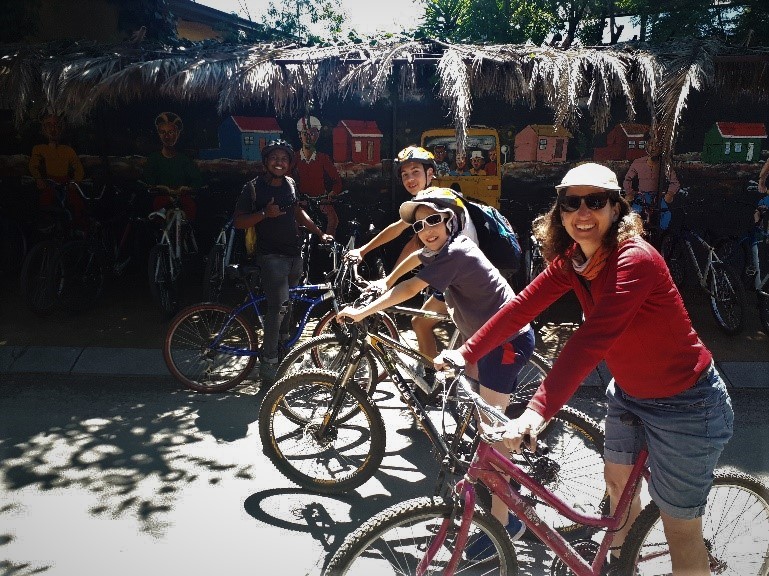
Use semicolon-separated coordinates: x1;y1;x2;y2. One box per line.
1;37;768;156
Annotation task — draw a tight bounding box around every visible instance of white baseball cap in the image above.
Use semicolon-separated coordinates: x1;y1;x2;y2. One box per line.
297;115;321;132
555;163;621;191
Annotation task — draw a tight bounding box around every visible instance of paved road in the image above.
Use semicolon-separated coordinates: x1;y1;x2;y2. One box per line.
1;373;767;576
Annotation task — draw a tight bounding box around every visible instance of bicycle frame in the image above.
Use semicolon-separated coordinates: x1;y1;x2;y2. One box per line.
205;280;337;358
747;226;769;294
672;228;723;295
441;439;649;576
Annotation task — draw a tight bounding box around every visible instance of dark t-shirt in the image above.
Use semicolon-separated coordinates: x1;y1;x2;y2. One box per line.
234;177;301;257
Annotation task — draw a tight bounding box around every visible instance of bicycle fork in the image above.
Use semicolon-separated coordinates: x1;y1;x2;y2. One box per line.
420;479;477;576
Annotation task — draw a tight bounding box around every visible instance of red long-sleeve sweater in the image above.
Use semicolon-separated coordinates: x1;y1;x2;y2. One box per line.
460;237;712;420
293;150;343;197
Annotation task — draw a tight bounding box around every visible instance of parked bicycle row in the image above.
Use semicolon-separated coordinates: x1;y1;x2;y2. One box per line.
158;156;769;574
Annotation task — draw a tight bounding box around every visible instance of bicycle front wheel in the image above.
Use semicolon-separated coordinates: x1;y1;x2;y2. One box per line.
313;309;398;383
275;334;379;413
164;303;257;392
617;470;769;575
52;239;105;312
708;262;747;335
508;351;550;415
258;369;386;494
148;244;179;315
324;496;518;576
19;240;58;316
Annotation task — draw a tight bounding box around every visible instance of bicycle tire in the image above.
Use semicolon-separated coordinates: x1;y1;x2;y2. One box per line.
715;237;748;286
708;262;747;335
258;369;386;494
164;303;257;393
313;309;399;383
660;234;686;290
275;333;378;410
202;242;226;302
617;470;769;576
19;240;58;316
759;292;769;336
148;244;179;315
52;239;105;312
323;496;518;575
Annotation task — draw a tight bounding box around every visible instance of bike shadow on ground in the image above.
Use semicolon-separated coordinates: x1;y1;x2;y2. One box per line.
187;377;265;442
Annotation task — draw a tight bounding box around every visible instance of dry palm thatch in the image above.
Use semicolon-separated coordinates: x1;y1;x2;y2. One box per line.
0;36;767;154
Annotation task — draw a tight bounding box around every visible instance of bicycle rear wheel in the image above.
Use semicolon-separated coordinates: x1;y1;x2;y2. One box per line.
617;470;769;575
258;369;386;494
323;496;518;576
164;303;257;392
19;240;58;316
52;239;105;312
148;244;179;315
708;262;747;335
202;242;226;302
715;237;748;285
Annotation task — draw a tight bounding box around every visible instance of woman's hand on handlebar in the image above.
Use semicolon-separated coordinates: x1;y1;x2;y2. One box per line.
345;248;363;262
503;408;547;454
364;278;387;296
433;349;465;372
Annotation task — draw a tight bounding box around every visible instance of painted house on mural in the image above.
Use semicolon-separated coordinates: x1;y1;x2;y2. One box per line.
593;123;650;161
701;122;767;164
514;124;572;163
332;120;383;164
199;116;282;161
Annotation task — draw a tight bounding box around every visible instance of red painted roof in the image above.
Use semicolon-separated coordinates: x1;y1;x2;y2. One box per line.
338;120;383;137
715;122;767;138
230;116;282;132
619;123;649;138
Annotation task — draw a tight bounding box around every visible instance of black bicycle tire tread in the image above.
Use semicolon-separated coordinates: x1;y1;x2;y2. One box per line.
616;470;769;576
163;303;257;392
258;369;386;494
323;496;517;576
709;262;747;335
20;240;58;316
148;244;178;315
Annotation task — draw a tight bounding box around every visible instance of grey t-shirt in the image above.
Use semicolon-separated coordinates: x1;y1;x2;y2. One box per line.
417;235;514;338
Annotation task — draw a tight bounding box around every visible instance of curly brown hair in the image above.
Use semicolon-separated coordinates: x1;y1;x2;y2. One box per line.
533;192;644;263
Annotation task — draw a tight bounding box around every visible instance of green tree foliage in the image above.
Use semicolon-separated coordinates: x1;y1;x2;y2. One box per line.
261;0;344;43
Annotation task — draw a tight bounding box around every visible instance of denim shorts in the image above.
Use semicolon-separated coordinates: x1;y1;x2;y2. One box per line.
476;327;535;394
605;362;734;519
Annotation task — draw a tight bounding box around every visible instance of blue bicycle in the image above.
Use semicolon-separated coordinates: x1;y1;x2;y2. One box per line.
163;243;377;392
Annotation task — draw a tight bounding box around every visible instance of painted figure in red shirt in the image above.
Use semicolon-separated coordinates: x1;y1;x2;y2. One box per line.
436;162;733;575
293;115;344;237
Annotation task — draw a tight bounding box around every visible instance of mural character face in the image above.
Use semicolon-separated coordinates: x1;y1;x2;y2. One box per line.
488;149;497;160
41;115;63;142
299;127;320;149
433;146;447;161
157;122;181;148
455;155;467;169
471;156;485;168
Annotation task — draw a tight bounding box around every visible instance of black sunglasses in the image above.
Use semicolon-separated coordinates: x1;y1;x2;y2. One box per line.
411;213;446;233
559;191;613;212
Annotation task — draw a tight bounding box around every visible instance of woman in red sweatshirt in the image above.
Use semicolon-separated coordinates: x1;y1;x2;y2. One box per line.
436;162;733;575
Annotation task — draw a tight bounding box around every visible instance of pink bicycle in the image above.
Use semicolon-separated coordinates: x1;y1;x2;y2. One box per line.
325;372;769;575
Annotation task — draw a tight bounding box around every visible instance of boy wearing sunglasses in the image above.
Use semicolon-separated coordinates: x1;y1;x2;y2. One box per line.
338;189;535;555
347;147;479;384
437;163;733;574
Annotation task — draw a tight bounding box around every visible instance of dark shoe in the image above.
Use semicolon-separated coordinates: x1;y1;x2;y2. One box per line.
463;513;525;561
